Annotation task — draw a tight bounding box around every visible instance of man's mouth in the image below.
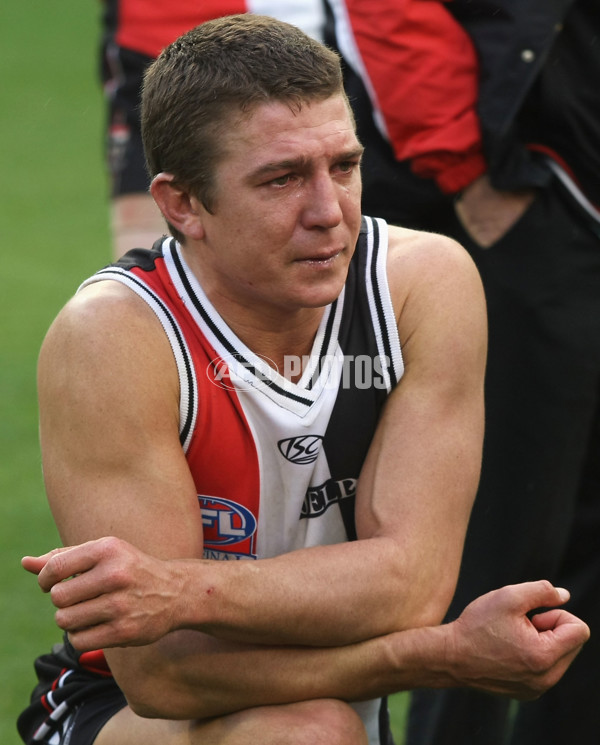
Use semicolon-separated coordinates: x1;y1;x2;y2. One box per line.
295;248;343;264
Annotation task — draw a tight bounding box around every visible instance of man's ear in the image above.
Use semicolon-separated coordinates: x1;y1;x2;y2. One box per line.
150;173;206;241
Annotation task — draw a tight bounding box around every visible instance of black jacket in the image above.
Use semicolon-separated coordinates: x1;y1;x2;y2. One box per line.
452;0;576;189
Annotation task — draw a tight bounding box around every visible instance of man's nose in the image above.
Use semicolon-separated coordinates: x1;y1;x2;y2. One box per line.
301;172;344;229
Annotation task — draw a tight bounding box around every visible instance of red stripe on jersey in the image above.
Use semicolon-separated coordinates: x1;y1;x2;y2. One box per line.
130;257;261;560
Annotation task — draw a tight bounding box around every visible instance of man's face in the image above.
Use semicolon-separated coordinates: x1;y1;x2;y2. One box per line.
189;94;363;318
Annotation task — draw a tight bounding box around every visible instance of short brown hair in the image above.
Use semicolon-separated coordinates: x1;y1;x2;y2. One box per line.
142;14;345;239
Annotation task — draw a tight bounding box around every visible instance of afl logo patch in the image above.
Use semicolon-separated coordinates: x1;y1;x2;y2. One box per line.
278;435;323;465
199;496;257;545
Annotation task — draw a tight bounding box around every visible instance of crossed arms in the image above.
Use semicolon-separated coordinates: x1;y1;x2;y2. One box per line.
24;228;589;720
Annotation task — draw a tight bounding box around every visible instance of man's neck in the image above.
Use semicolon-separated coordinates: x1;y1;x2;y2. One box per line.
180;243;329;382
215;302;326;384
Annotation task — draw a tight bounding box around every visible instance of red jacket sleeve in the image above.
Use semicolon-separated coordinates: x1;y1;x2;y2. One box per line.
341;0;486;193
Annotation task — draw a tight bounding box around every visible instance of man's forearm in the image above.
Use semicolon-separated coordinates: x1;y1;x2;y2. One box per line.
171;537;451;648
106;623;450;720
107;582;589;721
39;536;453;653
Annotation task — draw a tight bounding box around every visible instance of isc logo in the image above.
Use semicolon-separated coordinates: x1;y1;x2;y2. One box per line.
199;496;257;545
277;435;323;465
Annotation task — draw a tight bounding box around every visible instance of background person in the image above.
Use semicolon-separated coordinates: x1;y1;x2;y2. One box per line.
326;0;600;743
101;0;327;258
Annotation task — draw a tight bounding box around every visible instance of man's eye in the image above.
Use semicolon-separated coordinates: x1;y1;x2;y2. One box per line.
337;161;358;174
270;174;294;186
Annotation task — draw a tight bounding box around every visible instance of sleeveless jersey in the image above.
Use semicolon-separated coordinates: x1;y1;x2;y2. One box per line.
79;214;404;744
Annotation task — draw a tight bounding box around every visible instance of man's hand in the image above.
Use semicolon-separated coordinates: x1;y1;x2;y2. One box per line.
455;173;536;248
22;536;185;650
24;542;589;706
446;580;590;699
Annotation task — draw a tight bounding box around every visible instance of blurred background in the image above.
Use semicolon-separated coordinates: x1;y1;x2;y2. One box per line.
1;0;110;739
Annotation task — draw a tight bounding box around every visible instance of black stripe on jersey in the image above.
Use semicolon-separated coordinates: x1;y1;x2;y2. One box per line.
368;218;398;389
92;267;196;448
306;297;338;392
169;247;316;408
115;240;165;271
320;218;395;542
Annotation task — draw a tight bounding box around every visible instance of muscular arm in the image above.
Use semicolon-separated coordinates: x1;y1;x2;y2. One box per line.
37;231;486;646
123;581;587;718
356;227;486;624
28;543;588;719
31;240;587;718
37;232;486;707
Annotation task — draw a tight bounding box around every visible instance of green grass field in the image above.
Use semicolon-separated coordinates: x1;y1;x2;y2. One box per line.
0;2;407;741
2;2;113;739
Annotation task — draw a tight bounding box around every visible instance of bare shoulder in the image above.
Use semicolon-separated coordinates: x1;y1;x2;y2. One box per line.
387;225;481;300
43;278;155;342
41;279;168;361
386;224;484;320
38;281;199;555
39;278;178;411
385;225;486;366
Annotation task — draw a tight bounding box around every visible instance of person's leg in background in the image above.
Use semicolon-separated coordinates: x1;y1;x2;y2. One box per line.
510;396;600;744
406;179;600;745
101;41;165;260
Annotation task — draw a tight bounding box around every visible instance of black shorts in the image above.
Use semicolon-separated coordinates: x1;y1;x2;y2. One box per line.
17;637;126;745
100;40;154;197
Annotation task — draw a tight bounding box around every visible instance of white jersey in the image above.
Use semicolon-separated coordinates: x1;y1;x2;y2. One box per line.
81;215;404;744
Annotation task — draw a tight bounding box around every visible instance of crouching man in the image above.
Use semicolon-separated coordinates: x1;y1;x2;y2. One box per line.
19;15;589;745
